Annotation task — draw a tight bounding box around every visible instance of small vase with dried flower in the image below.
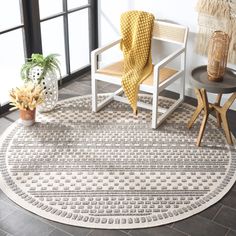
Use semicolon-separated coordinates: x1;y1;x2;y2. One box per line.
9;82;44;126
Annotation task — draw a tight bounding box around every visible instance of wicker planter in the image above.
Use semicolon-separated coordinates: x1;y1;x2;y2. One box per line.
19;109;36;126
207;31;230;82
30;66;58;112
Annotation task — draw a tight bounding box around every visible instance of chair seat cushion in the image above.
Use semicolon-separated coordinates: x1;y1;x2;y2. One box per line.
97;61;177;86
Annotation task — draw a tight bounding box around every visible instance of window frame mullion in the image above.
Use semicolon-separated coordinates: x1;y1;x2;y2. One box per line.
21;0;42;58
89;0;98;52
62;0;71;76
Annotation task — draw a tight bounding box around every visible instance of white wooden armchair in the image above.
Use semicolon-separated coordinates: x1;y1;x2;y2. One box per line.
91;20;189;129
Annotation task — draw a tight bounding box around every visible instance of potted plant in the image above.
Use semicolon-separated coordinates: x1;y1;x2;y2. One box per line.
9;82;44;126
21;53;61;112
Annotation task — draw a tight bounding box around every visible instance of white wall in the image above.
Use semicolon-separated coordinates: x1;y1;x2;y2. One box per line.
98;0;236;109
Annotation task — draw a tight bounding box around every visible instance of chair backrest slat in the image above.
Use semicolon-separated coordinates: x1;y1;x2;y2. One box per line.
152;21;187;45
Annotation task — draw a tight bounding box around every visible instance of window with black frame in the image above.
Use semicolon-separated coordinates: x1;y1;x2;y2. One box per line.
0;0;98;114
0;1;26;108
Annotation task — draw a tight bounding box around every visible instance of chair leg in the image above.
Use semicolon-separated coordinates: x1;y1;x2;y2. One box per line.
91;76;97;112
152;105;158;129
180;75;185;100
152;88;159;129
152;75;185;129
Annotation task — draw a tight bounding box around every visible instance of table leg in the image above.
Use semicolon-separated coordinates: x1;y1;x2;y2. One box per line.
188;89;204;129
213;93;236;145
214;94;222;128
196;89;209;147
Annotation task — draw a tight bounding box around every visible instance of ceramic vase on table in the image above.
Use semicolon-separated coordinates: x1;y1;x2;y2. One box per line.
19;109;36;126
29;66;58;113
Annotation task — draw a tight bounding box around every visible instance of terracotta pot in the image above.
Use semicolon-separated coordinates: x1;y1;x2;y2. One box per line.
19;109;36;126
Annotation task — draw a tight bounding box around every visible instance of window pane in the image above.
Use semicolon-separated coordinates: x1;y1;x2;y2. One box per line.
68;9;90;72
0;1;22;31
68;0;88;10
0;30;25;105
41;17;66;77
39;0;63;19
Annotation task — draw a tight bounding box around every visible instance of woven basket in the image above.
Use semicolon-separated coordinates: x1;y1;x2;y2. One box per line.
207;31;230;82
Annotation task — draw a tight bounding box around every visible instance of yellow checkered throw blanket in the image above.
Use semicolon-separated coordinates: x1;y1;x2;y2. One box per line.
120;11;155;113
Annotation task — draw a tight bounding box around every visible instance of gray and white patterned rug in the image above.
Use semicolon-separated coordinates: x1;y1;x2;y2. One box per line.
0;94;235;229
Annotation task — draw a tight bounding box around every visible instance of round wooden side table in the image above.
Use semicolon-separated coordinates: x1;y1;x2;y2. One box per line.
188;65;236;147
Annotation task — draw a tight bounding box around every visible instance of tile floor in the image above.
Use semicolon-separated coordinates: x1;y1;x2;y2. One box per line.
0;73;236;236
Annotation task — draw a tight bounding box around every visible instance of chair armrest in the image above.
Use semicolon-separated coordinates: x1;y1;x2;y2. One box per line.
91;38;122;57
91;38;121;74
154;47;185;70
152;47;185;86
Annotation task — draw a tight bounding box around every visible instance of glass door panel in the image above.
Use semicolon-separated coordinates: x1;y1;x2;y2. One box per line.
41;17;67;77
0;0;22;31
39;0;63;19
0;29;25;105
67;0;88;9
68;9;90;72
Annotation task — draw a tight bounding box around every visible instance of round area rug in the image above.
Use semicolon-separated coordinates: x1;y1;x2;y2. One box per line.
0;94;236;229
